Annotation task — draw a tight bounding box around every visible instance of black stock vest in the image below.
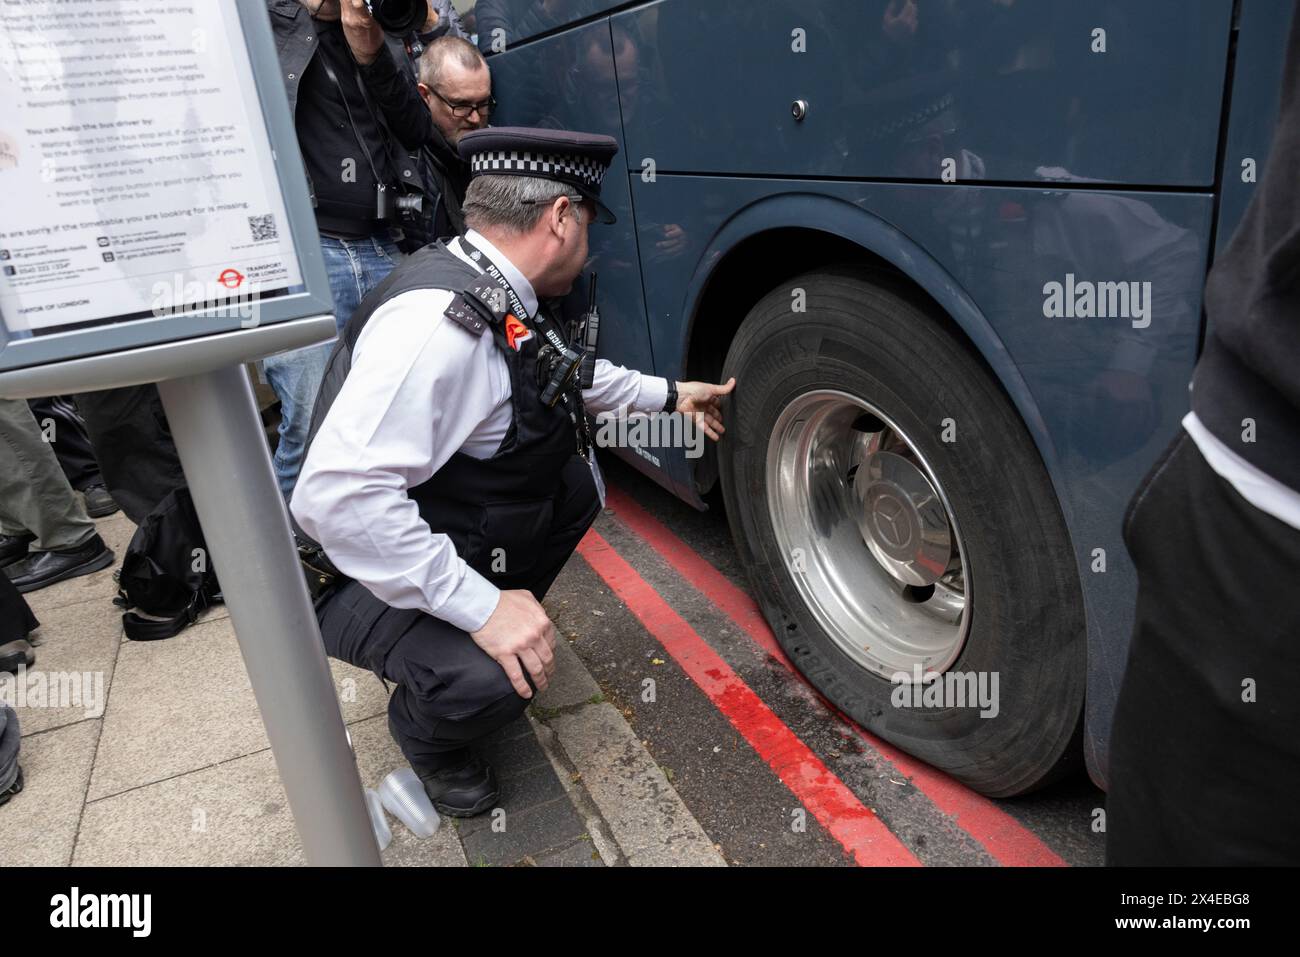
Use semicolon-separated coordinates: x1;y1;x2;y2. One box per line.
302;240;587;591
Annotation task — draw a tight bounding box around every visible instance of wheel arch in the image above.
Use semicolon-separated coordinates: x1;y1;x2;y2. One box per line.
679;193;1067;522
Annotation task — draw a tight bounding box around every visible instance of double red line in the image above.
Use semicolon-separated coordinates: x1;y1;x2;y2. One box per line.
574;485;1066;867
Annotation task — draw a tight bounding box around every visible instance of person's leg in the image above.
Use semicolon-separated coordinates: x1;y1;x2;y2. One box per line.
1106;433;1300;865
27;396;101;492
74;386;185;524
526;454;603;601
0;399;97;551
318;577;527;765
261;235;389;499
0;703;22;804
262;342;332;499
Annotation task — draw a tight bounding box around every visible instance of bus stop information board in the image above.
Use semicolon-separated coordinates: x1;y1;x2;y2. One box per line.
0;0;378;865
0;1;304;336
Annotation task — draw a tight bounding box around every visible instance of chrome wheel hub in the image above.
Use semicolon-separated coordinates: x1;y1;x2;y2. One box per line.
765;390;970;678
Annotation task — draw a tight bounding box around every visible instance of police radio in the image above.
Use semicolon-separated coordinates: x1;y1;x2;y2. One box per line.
578;274;600;390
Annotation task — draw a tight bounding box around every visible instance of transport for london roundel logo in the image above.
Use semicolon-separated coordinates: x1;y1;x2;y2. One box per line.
504;313;532;351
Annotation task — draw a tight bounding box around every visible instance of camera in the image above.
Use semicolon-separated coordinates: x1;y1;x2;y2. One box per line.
364;0;427;35
374;183;424;226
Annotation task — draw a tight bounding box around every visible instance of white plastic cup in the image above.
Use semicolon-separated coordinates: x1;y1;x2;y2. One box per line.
364;787;393;851
378;767;440;838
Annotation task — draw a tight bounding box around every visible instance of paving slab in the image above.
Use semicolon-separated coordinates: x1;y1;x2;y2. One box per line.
10;597;121;736
531;633;602;711
454;715;594;866
547;702;725;867
74;714;465;867
0;720;100;866
87;614;387;800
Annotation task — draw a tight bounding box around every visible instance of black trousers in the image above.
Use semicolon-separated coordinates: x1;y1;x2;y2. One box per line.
316;456;602;770
27;396;101;492
73;385;186;525
1106;432;1300;865
0;572;39;644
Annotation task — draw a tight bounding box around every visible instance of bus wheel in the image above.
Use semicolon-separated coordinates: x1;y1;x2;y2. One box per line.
717;266;1085;797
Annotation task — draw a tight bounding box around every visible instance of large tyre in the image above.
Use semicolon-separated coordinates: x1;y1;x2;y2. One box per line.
718;266;1085;797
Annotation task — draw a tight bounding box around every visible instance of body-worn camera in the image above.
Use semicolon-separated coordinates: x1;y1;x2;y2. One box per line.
364;0;427;35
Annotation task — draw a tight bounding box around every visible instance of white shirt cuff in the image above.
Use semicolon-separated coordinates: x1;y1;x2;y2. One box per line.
635;375;670;414
436;563;501;634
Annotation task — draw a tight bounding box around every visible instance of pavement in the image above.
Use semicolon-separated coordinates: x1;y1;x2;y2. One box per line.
0;508;723;868
0;456;1105;867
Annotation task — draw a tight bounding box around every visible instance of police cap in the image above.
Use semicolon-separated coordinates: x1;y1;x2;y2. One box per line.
457;126;620;224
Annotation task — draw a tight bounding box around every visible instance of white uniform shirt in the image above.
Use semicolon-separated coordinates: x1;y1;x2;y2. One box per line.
290;229;669;632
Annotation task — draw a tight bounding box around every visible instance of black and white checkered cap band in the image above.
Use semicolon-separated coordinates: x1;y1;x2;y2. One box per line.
470;150;608;188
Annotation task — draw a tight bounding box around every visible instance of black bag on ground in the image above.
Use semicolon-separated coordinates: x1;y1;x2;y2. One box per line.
113;486;222;641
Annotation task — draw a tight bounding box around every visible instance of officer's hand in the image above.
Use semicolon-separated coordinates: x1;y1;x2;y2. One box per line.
341;0;385;65
675;377;736;442
470;589;557;699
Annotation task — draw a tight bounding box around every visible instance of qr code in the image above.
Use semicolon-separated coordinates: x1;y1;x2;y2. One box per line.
248;213;277;242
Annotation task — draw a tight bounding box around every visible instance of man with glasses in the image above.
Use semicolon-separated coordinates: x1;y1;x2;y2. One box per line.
415;36;494;238
291;128;734;816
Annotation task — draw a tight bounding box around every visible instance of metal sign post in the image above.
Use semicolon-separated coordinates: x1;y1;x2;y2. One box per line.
158;364;382;867
0;0;381;865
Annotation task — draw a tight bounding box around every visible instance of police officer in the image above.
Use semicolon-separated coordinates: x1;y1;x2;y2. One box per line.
291;127;735;816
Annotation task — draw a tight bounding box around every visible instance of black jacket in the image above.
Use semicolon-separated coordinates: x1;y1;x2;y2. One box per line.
1192;5;1300;491
266;0;437;211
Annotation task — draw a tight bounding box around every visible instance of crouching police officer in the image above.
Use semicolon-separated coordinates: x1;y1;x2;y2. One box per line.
290;127;735;817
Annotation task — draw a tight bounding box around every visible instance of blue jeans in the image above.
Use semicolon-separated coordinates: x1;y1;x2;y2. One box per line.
263;234;400;499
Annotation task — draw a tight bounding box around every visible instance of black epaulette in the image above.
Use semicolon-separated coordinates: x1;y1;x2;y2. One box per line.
445;277;513;336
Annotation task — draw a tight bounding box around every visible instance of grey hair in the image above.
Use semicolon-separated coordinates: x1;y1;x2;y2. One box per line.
418;36;488;91
462;174;578;234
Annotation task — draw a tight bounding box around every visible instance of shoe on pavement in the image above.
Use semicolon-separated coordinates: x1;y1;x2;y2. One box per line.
417;749;500;818
82;484;120;519
0;533;34;569
0;639;35;674
4;534;115;594
0;766;24;808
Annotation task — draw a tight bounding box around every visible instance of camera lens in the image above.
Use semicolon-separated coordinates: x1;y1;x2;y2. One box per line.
365;0;426;35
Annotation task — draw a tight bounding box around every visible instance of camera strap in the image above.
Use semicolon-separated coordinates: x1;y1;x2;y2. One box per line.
348;59;420;195
317;52;387;188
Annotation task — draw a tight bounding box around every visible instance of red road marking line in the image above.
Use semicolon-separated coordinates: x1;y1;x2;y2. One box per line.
576;530;920;867
604;485;1067;868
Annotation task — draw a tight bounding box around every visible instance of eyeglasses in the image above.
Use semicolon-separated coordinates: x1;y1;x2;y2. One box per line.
426;86;496;119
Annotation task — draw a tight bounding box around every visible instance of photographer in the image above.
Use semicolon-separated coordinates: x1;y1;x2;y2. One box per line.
264;0;436;498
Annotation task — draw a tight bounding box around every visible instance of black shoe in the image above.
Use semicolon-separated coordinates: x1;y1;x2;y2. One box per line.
81;484;120;519
0;532;34;569
5;534;115;594
0;639;35;674
417;750;500;818
0;766;24;808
